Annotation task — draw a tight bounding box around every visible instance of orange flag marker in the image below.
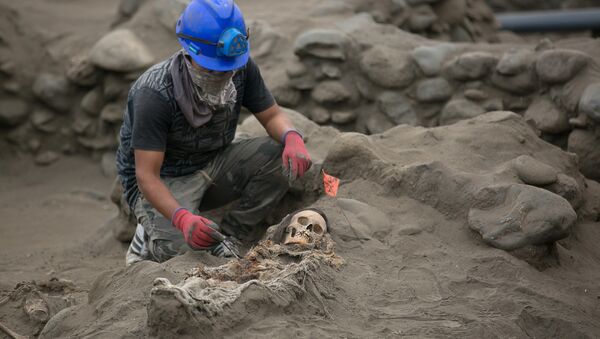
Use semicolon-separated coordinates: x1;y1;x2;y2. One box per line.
322;170;340;197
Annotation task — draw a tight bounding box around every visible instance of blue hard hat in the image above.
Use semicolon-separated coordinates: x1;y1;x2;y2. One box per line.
176;0;249;72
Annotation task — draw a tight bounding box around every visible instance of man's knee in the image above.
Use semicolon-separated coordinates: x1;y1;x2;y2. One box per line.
251;137;284;170
149;237;187;263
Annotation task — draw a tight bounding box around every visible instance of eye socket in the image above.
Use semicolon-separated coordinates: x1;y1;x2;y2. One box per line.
313;224;323;234
297;216;309;226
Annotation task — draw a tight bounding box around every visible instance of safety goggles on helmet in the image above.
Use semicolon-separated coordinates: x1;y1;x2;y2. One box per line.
177;27;250;58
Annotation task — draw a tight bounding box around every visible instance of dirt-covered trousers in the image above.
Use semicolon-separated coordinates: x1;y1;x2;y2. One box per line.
133;136;289;263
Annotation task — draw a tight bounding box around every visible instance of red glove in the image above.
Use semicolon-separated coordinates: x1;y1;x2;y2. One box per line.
282;130;312;180
172;208;220;250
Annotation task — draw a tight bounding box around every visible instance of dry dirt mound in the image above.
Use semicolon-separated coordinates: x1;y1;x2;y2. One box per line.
34;110;600;338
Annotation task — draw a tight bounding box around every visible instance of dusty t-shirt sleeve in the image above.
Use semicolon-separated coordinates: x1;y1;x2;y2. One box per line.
242;58;275;114
131;87;172;151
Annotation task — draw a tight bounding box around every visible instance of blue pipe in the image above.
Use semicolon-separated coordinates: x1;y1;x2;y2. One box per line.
497;8;600;32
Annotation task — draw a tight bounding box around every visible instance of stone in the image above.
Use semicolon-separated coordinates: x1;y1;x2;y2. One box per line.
331;111;357;125
3;80;20;94
66;54;101;87
407;0;440;4
153;0;188;31
578;83;600;123
504;96;531;111
444;52;498;81
32;73;76;113
535;49;589;84
272;85;301;107
377;92;418;125
0;98;29;127
360;46;414;89
449;26;472;42
28;139;41;153
482;98;504;112
496;49;535;76
568;129;600;180
34;151;60;166
524;98;570;134
410;43;457;76
104;74;130;100
310;107;331;124
468;184;576;251
545;174;583;209
81;87;105;116
491;70;537;95
100;103;124;123
310;0;354;16
90;29;154;72
464;89;488;101
439;99;485;125
101;151;117;178
408;4;437;31
286;61;308;79
511;155;558;186
415;78;452;102
247;20;284;60
293;29;350;61
311;81;352;105
366;113;395;134
31;109;59;133
319;64;342;79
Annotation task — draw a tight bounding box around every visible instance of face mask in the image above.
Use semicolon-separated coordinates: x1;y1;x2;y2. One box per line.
184;56;236;108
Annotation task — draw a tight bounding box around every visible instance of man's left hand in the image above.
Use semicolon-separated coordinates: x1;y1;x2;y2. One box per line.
282;130;311;181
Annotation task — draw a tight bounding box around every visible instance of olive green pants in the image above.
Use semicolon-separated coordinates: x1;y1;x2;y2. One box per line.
126;137;289;264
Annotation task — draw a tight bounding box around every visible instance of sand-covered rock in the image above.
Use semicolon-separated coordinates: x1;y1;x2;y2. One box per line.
444;52;498;81
578;83;600;123
89;29;154;72
524;97;570;134
360;47;415;88
32;73;76;113
293;29;350;61
535;49;590;84
468;184;576;250
511;155;558;186
0;98;29;127
568;128;600;180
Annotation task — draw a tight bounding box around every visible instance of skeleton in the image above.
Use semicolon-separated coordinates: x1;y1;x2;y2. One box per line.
147;208;340;337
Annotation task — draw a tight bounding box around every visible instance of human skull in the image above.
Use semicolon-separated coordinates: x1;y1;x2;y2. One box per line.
283;210;328;245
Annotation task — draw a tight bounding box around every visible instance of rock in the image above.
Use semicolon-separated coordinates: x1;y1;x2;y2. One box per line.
286;61;308;79
408;4;437;31
435;0;466;26
377;92;418;125
511;155;558;186
578;83;600;123
104;74;131;101
0;98;29;127
496;49;535;75
31;109;59;133
100;103;124;123
66;54;101;87
491;69;537;95
545;174;583;209
504;96;531;111
310;0;354;16
32;73;75;113
449;26;472;42
568;129;600;180
310;107;331;124
366;112;395;134
35;151;60;166
444;52;498;81
524;98;570;134
101;151;117;178
482;98;504;112
360;46;414;89
28;138;41;153
464;89;488;101
247;20;284;60
3;80;21;94
311;81;352;105
331;111;357;125
415;78;452;102
153;0;188;31
81;87;105;116
439;99;485;125
90;29;154;72
319;64;342;79
272;85;301;107
535;49;589;83
468;184;576;251
293;29;350;61
407;0;440;4
410;43;457;76
72;112;94;135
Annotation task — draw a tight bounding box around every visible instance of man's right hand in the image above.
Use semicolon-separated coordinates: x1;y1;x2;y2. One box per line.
172;208;220;250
